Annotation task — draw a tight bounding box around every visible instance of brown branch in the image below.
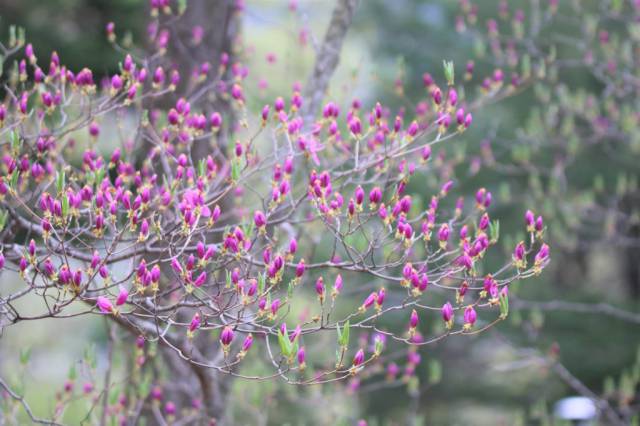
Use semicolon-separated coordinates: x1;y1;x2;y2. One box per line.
511;298;640;325
301;0;359;124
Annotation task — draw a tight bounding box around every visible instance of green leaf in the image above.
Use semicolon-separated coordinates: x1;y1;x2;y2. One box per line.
257;273;265;294
138;373;152;397
231;159;241;182
62;194;69;218
428;360;442;384
0;210;8;231
277;329;292;357
68;365;77;380
56;169;65;195
19;347;31;365
177;0;187;15
499;291;509;319
109;387;119;405
339;320;350;348
443;60;455;86
10;168;19;190
9;130;20;152
489;220;500;243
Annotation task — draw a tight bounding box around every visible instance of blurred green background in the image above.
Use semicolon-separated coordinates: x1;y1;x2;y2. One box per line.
1;0;638;424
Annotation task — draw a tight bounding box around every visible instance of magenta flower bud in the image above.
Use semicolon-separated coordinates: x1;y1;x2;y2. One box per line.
210;112;222;128
369;187;382;205
333;274;343;293
352;349;365;367
116;286;128;306
197;241;205;259
376;288;385;307
151;265;161;282
432;87;442;105
297;346;306;366
421;145;432;161
270;298;281;316
274;97;285;112
231;84;244;101
288;238;297;255
111;74;123;91
315;277;325;297
438;224;450;243
0;253;4;270
525;210;535;230
354;186;365;205
153;66;165;85
254;210;266;228
28;239;36;257
441;302;454;323
409;309;419;329
441;180;454;195
170;69;180;86
140;219;149;237
349;117;362;135
220;326;234;346
25;43;35;62
295;259;305;277
463;306;477;328
261;104;270;121
170;258;183;274
99;265;109;279
96;296;114;314
74;269;86;288
165;401;176;416
89;122;100;138
242;334;253;352
448;88;458;106
189;313;201;332
535;244;550;264
479;213;490;231
186;255;196;271
483;274;496;293
514;241;526;261
212;205;221;221
418;273;428;292
535;216;544;232
406;121;419;137
193;271;207;287
464;113;472;128
362;292;377;310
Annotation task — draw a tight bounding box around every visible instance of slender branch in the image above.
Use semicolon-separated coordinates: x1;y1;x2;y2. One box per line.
301;0;359;124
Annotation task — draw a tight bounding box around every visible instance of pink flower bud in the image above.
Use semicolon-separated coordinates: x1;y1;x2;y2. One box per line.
254;210;266;228
242;334;253;352
315;277;325;297
188;313;201;333
409;309;419;329
116;286;128;306
463;306;477;328
441;302;454;323
96;296;114;314
220;326;234;346
352;349;365;367
271;298;281;316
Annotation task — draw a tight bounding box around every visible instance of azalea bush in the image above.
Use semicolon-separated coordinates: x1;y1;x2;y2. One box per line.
0;1;556;424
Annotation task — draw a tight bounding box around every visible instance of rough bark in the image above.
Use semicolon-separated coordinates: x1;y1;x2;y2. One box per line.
301;0;359;125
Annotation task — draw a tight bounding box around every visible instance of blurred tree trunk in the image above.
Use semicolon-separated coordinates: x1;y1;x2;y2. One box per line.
136;1;241;423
